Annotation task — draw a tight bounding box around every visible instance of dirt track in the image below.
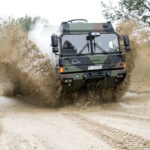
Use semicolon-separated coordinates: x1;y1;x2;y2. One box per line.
0;92;150;150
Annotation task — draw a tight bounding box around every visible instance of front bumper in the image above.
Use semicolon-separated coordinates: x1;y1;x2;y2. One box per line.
59;69;126;91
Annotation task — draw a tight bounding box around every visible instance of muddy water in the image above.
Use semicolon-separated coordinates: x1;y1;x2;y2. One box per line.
129;42;150;93
0;64;14;96
0;21;61;106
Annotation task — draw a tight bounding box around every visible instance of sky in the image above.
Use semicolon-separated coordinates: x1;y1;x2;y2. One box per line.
0;0;118;25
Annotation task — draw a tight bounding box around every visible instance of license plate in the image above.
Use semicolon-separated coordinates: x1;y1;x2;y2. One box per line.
88;65;102;70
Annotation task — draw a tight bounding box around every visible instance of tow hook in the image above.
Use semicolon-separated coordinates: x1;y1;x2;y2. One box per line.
63;78;73;86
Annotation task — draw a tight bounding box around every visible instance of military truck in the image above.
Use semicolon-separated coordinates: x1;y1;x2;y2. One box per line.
51;19;130;91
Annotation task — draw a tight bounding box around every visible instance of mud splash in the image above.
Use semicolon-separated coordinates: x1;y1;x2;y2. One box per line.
118;20;150;94
0;20;61;107
112;20;137;100
130;41;150;93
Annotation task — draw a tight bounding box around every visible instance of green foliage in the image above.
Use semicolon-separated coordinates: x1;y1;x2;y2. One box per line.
18;15;40;32
101;0;150;25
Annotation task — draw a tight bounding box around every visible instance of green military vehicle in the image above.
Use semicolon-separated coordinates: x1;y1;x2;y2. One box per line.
51;19;130;91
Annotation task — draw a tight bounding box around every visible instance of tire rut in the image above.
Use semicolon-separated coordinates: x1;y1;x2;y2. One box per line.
98;111;150;122
34;135;56;150
64;113;150;150
0;132;32;150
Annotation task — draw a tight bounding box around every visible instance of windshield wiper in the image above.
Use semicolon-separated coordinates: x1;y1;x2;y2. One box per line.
94;43;109;53
78;43;89;55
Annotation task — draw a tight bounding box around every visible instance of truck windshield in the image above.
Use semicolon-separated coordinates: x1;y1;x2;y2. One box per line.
61;34;119;55
62;34;89;55
93;34;119;53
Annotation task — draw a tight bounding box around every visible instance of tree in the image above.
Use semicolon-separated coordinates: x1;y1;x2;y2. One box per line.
101;0;150;25
18;15;40;32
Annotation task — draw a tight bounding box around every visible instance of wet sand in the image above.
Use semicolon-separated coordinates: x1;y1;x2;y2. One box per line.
0;92;150;150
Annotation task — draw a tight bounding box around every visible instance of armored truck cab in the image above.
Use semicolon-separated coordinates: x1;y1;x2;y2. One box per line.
51;19;130;91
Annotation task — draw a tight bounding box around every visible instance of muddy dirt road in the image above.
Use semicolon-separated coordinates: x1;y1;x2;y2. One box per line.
0;92;150;150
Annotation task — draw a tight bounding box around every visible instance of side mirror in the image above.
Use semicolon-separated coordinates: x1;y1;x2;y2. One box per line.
51;34;58;53
123;35;130;51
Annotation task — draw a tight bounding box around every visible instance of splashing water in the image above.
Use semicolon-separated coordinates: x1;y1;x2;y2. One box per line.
0;19;61;107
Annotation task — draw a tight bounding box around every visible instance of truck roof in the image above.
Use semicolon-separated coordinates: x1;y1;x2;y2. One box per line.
59;20;114;34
